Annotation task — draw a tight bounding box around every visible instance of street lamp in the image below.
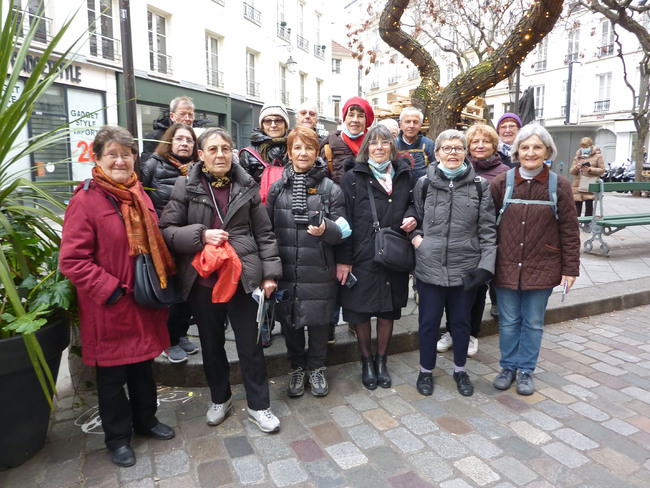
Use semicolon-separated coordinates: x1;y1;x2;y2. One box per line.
286;56;297;74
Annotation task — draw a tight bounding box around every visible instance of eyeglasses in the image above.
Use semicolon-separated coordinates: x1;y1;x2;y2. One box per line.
173;136;195;145
440;145;465;154
499;123;518;131
300;111;317;117
175;111;194;119
369;140;391;148
263;118;285;126
102;152;134;161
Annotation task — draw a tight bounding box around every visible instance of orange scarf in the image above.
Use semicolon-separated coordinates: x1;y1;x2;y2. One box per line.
168;154;192;176
92;166;177;288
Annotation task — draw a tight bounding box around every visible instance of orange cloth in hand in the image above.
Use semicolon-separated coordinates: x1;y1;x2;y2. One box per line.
191;242;242;303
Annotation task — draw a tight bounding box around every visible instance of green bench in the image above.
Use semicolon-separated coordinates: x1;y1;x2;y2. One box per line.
582;180;650;255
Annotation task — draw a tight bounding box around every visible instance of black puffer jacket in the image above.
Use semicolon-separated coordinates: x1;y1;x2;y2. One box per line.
266;160;347;329
140;154;184;217
338;158;416;315
159;162;281;300
239;128;288;183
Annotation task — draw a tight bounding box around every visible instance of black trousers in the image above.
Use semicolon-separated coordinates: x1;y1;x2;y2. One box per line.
167;300;192;346
283;323;329;370
188;283;270;410
575;200;594;217
96;360;158;450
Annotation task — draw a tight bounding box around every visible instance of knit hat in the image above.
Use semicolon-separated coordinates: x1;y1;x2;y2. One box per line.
497;112;522;130
259;100;290;127
342;97;375;129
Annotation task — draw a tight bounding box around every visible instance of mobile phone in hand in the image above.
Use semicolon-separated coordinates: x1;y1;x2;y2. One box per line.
345;272;357;288
309;211;324;226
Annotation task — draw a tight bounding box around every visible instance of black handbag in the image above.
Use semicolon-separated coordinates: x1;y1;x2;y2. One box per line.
133;253;183;308
367;180;415;273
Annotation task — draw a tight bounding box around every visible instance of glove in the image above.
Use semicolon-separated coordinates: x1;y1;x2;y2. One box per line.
462;268;493;291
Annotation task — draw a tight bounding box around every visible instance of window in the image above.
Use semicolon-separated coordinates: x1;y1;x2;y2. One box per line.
332;58;341;74
388;54;399;84
277;0;285;22
567;27;579;62
316;80;323;114
534;85;545;118
315;13;321;46
14;0;50;43
148;10;171;74
487;104;494;121
243;2;261;25
87;0;117;61
535;37;548;71
246;51;259;98
280;65;289;105
446;64;454;85
297;2;304;37
595;73;611;112
561;80;568;117
300;73;306;104
206;35;223;89
599;20;615;57
332;95;341;121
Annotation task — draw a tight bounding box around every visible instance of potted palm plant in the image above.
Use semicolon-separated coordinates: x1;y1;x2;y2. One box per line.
0;2;83;469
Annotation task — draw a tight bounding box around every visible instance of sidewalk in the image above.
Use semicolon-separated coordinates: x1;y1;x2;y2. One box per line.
1;193;650;487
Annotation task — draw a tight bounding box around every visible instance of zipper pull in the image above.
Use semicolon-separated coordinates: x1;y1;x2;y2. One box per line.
449;181;454;188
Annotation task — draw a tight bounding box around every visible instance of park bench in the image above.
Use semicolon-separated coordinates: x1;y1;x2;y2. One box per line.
581;180;650;256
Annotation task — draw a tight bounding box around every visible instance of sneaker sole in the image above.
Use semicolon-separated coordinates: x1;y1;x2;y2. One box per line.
207;403;232;426
310;388;329;397
248;415;280;433
516;387;535;396
466;349;478;358
161;352;188;364
437;345;452;353
182;347;200;355
287;388;305;398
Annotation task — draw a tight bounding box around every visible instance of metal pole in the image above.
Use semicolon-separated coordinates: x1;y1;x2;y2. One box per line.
514;67;520;115
565;61;573;125
119;1;137;140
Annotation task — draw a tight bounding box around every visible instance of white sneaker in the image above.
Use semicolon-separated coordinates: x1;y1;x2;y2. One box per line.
206;397;232;426
247;407;280;433
467;336;478;357
437;332;453;352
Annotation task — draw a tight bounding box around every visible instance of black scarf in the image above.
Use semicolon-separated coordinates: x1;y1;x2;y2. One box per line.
290;166;309;225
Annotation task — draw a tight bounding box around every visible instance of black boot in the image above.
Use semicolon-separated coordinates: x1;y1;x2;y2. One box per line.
361;356;377;390
374;354;392;388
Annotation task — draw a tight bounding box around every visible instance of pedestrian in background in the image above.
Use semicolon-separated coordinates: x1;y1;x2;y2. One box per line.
490;124;580;396
412;129;496;398
397;106;436;181
295;101;324;144
496;113;522;168
570;136;606;217
60;125;176;468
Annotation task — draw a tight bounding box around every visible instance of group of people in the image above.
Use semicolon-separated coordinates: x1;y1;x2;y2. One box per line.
58;95;580;468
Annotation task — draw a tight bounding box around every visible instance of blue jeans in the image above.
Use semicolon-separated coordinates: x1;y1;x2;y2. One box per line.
495;287;552;374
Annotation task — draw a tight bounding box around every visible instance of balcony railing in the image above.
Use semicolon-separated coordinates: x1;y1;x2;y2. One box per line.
277;23;290;42
314;44;325;60
243;2;261;26
13;7;51;43
598;44;614;57
316;101;323;115
561;105;567;117
535;107;544;119
207;68;224;89
149;50;172;75
594;99;610;112
280;90;290;105
247;79;260;98
534;60;547;72
297;35;309;52
565;52;579;63
211;0;225;5
388;74;399;85
89;33;120;62
370;80;379;89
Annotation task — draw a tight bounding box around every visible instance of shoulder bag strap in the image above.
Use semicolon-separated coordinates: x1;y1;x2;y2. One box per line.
366;179;380;232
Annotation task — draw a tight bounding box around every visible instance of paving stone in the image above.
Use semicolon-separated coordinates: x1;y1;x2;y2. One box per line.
466;417;511;439
534;399;574;419
344;393;379;411
439;480;474;488
628;416;650;433
489;455;538;485
610;349;641;362
363;408;400;430
197;459;233;487
588;447;640;476
557;340;585;352
534;371;570;388
495;395;532;413
436;416;473;435
423;432;469;459
479;403;521;423
153;450;189;479
385;427;424;453
621;385;650;404
401;413;439;435
232;455;265;484
536;387;575;404
459;434;503;459
388;470;435;488
325;442;368;469
558;332;588;344
412;398;447;418
291;437;325;462
454;455;500;486
253;435;291;461
408;451;454;482
576;462;637;488
329;406;363;428
223;435;254;458
560;384;597;402
520;410;562;431
591;362;627;376
312;422;345;446
267;458;309;487
379;395;416;416
568;401;610;421
304;459;346;488
118;454;152;483
540;442;589;468
348;424;384;449
508;421;551;445
367;446;410;475
345;465;390;488
551;428;599;450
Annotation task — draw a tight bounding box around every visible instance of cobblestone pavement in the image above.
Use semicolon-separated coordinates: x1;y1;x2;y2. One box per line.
2;305;650;488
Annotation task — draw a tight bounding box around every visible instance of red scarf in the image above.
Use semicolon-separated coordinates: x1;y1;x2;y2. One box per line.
342;132;365;155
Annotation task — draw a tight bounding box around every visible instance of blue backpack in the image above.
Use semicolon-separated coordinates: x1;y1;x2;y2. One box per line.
496;168;558;225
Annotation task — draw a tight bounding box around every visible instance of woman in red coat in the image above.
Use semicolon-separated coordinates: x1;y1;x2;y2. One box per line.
59;126;177;468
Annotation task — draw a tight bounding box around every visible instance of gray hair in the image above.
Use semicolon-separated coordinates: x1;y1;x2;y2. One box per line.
197;127;233;151
435;129;467;151
296;101;319;119
378;118;399;131
93;125;137;159
399;106;424;124
356;124;398;163
170;96;194;113
512;124;557;162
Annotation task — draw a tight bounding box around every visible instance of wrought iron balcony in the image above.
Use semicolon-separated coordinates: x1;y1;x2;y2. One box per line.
207;68;224;89
243;3;261;26
297;35;309;52
89;33;120;62
314;44;325;60
277;23;290;42
594;99;610;112
247;79;260;98
149;50;172;75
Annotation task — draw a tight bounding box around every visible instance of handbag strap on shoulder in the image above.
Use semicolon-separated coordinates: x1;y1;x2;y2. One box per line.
366;179;381;232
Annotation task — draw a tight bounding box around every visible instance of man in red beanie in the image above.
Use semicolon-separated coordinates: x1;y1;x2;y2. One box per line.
320;96;374;185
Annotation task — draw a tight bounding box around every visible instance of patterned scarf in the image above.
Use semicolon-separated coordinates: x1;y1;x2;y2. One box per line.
202;165;232;187
498;141;512;158
92;166;177;288
290;166;309;225
368;158;394;195
168;152;193;176
258;136;287;164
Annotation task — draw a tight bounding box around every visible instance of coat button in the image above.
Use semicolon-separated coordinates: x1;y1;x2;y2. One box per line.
518;263;522;267
388;199;392;202
522;221;525;225
386;281;390;285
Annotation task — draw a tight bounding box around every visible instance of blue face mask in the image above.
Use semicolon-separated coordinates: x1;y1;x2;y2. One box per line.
581;147;592;157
